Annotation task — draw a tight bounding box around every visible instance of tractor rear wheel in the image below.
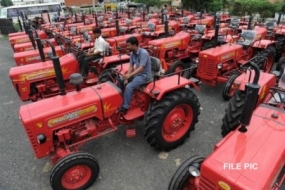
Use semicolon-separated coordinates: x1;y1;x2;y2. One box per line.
276;56;285;72
222;74;239;101
275;36;285;61
168;155;205;190
254;46;275;73
143;88;200;151
221;90;246;137
98;70;116;84
165;61;190;79
50;152;99;190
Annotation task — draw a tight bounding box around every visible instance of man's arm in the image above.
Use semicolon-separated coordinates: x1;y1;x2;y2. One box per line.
86;40;105;56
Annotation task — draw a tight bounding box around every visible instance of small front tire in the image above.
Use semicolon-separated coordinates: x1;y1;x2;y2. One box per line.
50;152;99;190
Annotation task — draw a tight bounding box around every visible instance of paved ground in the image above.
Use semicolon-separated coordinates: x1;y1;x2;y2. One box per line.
0;36;275;190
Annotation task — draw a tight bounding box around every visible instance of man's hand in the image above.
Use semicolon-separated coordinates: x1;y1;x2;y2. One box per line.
123;73;132;80
124;79;128;85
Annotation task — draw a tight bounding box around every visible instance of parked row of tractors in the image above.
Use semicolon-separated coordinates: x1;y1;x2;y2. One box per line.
7;8;285;189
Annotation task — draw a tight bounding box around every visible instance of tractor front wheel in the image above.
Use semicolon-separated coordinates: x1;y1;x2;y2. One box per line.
221;90;246;137
50;152;99;190
165;61;190;79
144;88;200;151
222;74;239;101
168;155;205;190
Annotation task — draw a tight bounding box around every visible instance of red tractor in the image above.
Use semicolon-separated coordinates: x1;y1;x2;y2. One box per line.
146;17;227;78
18;49;201;190
168;62;285;190
9;30;47;51
9;40;129;102
195;27;276;100
13;28;68;66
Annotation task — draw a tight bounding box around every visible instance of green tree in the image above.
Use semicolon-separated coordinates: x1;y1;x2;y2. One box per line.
1;0;13;7
132;0;162;8
231;0;282;17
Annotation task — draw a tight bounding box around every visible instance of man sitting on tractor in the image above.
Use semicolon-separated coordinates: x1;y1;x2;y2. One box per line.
80;27;107;79
117;36;153;114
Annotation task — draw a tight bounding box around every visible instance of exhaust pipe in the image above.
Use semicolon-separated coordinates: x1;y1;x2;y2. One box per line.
277;12;282;25
95;13;98;27
28;29;36;50
247;15;253;30
214;14;220;46
164;13;169;37
18;17;23;31
45;40;66;96
30;28;45;61
238;61;260;132
115;8;119;36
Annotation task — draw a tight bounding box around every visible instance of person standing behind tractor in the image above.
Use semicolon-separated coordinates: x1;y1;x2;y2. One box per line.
117;36;153;115
80;27;106;79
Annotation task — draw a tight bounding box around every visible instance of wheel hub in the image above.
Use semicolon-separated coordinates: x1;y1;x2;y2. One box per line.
162;104;193;142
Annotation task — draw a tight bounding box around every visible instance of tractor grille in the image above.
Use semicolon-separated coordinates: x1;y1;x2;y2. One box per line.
198;57;216;78
25;127;39;155
199;175;216;190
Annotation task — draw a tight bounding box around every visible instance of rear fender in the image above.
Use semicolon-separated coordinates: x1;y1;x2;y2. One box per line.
252;39;277;49
235;70;276;99
144;75;198;101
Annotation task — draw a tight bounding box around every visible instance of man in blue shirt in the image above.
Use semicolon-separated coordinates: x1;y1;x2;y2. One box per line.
117;36;153;114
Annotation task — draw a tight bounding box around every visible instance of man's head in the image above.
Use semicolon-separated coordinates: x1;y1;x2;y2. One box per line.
126;36;139;53
93;27;101;39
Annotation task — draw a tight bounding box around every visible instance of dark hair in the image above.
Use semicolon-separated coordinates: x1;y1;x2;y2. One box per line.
93;27;101;34
126;36;139;46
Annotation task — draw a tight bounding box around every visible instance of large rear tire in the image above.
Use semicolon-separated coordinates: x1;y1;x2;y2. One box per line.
98;70;116;84
168;155;204;190
143;88;200;151
165;61;190;79
275;36;285;61
221;90;246;137
50;152;99;190
253;46;275;73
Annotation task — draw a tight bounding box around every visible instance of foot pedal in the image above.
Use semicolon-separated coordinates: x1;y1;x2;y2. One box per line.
126;128;136;138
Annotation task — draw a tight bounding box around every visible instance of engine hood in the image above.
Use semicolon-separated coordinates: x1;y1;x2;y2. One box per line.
201;104;285;189
10;53;78;81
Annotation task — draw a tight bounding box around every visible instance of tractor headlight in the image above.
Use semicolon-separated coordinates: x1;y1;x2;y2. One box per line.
153;46;158;50
37;134;47;144
188;162;201;177
192;57;199;63
217;64;223;69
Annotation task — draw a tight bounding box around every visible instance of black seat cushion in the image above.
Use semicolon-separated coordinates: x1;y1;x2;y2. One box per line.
150;56;161;73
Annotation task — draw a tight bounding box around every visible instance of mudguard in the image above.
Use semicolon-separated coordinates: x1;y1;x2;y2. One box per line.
252;39;277;49
144;75;197;101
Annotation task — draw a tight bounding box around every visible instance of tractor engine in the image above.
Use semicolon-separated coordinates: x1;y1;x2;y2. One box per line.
9;53;79;101
18;82;123;160
197;44;243;83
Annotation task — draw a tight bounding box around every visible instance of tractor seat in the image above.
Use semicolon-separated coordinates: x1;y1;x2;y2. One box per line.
229;18;239;28
136;56;162;91
266;21;276;30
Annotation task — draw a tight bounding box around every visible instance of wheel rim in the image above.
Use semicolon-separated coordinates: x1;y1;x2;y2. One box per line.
61;165;92;189
264;54;274;73
162;104;193;142
174;65;184;76
226;84;235;98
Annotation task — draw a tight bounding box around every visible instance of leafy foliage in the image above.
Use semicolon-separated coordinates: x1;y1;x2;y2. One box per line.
1;0;13;7
132;0;162;8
